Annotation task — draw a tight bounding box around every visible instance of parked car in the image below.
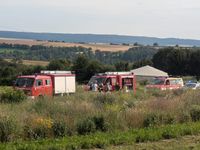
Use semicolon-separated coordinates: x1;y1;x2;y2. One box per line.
146;77;184;90
183;81;200;90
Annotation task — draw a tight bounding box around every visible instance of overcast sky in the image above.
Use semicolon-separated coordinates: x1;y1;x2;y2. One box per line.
0;0;200;39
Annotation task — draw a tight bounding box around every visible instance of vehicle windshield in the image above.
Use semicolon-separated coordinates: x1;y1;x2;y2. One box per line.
185;83;196;88
150;78;165;85
88;76;106;85
15;78;34;87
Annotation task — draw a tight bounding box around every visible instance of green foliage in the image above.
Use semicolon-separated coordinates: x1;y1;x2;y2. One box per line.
92;116;109;132
0;89;26;103
132;59;153;69
2;122;200;149
143;112;175;127
47;59;71;70
152;47;200;76
143;113;159;127
114;61;130;71
52;120;68;137
77;116;109;135
0;117;16;142
76;118;96;135
190;105;200;122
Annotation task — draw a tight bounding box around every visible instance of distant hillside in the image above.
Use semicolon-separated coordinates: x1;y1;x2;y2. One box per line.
0;31;200;46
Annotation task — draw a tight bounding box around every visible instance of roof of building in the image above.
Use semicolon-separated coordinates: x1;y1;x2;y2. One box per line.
131;65;168;77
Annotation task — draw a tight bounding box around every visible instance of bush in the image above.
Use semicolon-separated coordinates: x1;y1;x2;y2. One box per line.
77;118;96;135
0;89;26;103
52;120;68;137
143;113;159;127
0;117;16;142
92;116;109;132
24;117;53;140
190;105;200;122
143;112;175;127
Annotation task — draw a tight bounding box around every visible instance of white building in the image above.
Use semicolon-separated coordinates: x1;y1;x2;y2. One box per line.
131;65;168;81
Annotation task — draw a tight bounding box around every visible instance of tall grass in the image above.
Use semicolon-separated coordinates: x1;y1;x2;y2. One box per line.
0;85;200;146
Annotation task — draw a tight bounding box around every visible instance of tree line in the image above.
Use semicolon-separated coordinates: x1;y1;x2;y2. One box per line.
1;44;200;86
0;43;157;64
152;47;200;79
0;55;152;85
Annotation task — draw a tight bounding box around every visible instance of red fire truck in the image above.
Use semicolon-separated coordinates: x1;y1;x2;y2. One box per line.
14;71;76;99
86;72;136;93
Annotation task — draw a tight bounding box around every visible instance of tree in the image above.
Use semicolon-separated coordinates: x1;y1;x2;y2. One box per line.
47;59;71;70
132;59;153;69
189;50;200;79
72;55;90;82
115;61;130;71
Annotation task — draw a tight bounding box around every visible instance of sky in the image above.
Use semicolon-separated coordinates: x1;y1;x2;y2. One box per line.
0;0;200;39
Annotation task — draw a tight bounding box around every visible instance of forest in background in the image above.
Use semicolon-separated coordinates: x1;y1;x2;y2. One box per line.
0;43;200;85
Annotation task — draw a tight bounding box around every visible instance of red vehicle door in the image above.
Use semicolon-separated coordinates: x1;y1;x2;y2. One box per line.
44;78;53;96
35;79;45;96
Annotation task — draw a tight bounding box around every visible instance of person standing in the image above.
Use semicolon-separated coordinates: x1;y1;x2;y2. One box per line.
92;80;98;92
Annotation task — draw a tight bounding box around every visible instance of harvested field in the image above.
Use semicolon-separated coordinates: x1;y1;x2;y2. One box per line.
0;38;132;52
4;59;49;66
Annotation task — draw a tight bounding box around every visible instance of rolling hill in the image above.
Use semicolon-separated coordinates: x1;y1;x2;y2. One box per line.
0;31;200;46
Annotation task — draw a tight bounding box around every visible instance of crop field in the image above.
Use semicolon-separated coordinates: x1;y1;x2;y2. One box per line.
0;85;200;149
0;38;132;52
4;59;49;66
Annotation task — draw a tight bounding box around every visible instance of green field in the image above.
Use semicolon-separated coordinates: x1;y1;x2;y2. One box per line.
0;86;200;149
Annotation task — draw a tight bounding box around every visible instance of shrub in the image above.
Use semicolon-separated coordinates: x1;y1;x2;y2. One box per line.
0;89;26;103
161;127;179;139
143;113;159;127
0;117;16;142
143;112;175;127
24;117;53;140
77;118;96;135
190;105;200;122
92;116;109;132
52;120;68;137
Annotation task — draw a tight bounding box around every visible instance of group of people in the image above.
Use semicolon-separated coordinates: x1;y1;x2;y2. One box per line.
91;80;112;92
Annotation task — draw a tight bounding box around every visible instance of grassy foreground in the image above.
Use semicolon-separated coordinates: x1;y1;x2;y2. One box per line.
1;122;200;149
1;86;200;149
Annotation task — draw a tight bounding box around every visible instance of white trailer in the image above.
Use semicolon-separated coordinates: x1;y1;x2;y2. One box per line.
41;70;76;95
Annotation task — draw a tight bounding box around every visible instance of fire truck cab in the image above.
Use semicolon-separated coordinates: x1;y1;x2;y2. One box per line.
87;72;136;93
14;71;76;98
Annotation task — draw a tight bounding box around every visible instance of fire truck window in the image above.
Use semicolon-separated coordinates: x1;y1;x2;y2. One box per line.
45;79;51;85
106;78;111;84
124;78;132;85
166;80;170;85
36;80;43;86
112;78;116;85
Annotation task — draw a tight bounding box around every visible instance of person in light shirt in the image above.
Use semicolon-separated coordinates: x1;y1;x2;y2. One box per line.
92;80;98;92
